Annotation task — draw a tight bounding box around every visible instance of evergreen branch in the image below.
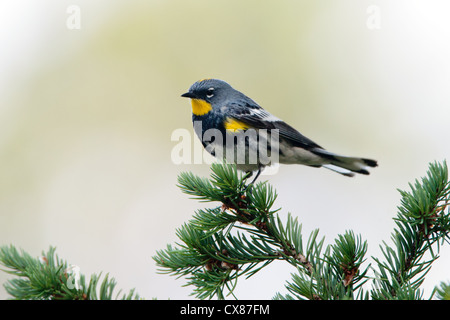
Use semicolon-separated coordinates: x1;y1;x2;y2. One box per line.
435;281;450;300
329;231;369;288
0;245;140;300
280;230;369;300
3;160;449;300
155;163;370;299
156;160;449;300
371;160;450;299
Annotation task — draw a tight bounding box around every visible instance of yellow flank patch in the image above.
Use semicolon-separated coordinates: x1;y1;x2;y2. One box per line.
191;99;212;116
224;117;250;132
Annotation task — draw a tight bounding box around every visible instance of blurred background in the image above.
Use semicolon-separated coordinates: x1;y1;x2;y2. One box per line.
1;0;449;299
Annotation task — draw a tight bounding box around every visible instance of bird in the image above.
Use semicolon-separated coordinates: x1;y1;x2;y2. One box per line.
181;79;377;184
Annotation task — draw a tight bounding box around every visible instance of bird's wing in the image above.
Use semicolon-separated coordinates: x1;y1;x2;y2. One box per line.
225;101;323;150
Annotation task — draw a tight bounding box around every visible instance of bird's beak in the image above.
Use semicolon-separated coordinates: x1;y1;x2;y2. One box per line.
181;92;196;98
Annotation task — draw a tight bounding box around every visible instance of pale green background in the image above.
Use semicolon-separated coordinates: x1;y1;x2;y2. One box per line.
0;0;449;299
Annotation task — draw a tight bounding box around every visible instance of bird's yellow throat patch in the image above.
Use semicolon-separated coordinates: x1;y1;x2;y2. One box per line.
224;117;250;132
191;99;212;116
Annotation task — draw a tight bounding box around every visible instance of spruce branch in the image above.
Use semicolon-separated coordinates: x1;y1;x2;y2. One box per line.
154;163;369;299
371;160;450;299
2;160;448;300
155;160;450;300
0;245;140;300
435;281;450;300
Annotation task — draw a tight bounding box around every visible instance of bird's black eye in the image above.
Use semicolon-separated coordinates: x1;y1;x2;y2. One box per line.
206;88;215;98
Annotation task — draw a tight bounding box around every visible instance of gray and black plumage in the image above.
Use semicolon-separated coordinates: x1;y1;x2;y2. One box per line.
181;79;377;182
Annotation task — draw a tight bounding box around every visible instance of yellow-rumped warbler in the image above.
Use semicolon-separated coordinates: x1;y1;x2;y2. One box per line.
181;79;377;183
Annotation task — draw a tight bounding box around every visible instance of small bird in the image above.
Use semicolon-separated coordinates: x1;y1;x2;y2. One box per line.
181;79;377;184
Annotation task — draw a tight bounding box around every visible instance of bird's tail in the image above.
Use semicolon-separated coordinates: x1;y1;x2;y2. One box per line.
313;148;378;177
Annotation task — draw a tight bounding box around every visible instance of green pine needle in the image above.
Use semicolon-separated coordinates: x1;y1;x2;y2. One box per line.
0;245;140;300
157;161;450;300
2;160;449;300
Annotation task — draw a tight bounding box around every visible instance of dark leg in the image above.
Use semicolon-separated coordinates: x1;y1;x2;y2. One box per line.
249;168;262;185
243;171;253;181
242;168;262;193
